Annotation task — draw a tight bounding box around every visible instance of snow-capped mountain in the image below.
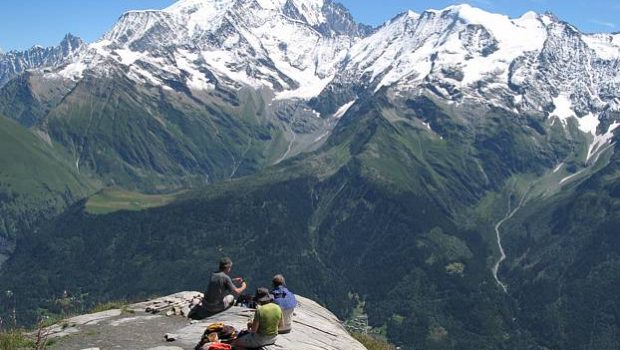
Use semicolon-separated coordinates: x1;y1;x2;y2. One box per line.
52;0;370;100
0;34;84;87
0;0;375;188
2;0;620;188
317;4;620;163
30;2;620;131
325;4;620;107
338;5;549;93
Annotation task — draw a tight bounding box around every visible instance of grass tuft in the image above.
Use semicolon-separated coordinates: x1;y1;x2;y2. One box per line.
0;329;35;350
352;332;397;350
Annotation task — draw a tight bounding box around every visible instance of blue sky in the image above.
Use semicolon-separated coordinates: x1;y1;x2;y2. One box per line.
1;0;618;51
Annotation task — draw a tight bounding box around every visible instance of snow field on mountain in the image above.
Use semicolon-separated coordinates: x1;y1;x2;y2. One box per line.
345;4;551;94
333;100;356;119
551;93;620;163
587;122;620;163
551;94;577;127
22;0;620;159
582;34;620;60
115;49;145;66
166;0;236;34
176;50;216;91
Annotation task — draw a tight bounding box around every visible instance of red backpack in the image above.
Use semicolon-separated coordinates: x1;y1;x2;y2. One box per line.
207;344;232;350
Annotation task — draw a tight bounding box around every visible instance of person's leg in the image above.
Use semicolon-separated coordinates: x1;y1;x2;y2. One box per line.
232;332;256;349
279;308;294;333
233;333;276;348
189;303;211;320
223;294;235;309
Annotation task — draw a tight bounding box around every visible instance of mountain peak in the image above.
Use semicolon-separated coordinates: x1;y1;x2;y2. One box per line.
424;3;486;19
406;9;419;18
166;0;235;9
241;0;328;27
420;4;547;53
161;0;337;36
165;0;236;17
0;34;85;87
163;0;236;34
60;33;84;49
422;4;546;30
429;3;474;13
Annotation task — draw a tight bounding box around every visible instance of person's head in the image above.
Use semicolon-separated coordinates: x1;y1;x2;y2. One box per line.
272;274;286;288
219;257;233;273
255;287;274;305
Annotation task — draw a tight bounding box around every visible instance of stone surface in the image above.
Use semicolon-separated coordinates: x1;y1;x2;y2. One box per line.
48;292;366;350
164;333;178;341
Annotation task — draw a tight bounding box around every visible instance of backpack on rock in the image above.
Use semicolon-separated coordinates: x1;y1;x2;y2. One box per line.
195;323;238;350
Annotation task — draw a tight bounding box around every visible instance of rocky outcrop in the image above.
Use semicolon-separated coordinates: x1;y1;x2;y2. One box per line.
46;292;366;350
0;34;83;87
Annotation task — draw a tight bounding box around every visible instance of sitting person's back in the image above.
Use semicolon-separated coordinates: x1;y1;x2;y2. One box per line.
233;288;283;349
202;257;247;314
271;274;297;333
255;302;282;337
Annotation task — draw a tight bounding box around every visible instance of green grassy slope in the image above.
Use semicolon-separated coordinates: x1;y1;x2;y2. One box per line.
0;114;93;237
85;188;181;215
500;146;620;350
0;91;575;349
0;70;301;191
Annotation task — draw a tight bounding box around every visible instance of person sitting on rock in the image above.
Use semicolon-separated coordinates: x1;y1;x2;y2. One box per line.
233;288;283;349
271;274;297;334
202;257;247;314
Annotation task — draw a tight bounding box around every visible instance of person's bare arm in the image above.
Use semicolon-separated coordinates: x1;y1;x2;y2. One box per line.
251;317;259;333
233;281;247;295
227;277;246;295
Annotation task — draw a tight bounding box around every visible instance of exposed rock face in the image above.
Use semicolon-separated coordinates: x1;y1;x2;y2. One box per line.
47;292;366;350
3;2;620;190
0;34;84;87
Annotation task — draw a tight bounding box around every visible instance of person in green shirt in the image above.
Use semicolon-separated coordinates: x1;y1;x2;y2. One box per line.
233;288;283;348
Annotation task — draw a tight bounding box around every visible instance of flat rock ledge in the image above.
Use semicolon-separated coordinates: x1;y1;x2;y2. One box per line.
47;291;366;350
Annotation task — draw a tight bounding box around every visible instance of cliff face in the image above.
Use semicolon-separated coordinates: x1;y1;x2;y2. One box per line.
45;291;366;350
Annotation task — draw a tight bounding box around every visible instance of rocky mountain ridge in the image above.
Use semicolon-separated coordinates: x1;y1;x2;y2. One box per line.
0;0;379;189
51;0;370;99
0;34;84;87
320;5;620;136
2;1;617;188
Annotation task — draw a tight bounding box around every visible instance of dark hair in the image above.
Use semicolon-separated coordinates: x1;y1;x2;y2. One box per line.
255;287;274;305
272;274;286;287
219;257;233;271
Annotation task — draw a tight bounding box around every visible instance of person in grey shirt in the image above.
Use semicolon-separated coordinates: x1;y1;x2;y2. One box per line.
203;257;247;313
